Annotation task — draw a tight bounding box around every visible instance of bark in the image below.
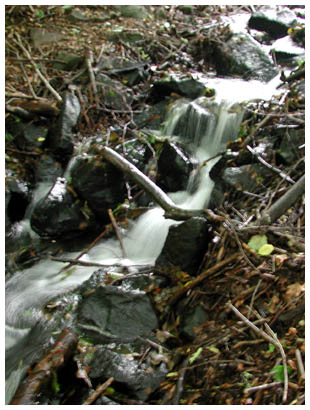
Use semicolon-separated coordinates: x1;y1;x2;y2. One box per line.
9;328;78;405
102;146;206;221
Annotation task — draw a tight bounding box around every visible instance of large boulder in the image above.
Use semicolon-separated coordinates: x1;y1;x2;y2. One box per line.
211;31;279;82
157;141;194;192
248;7;298;39
156;217;210;274
30;177;95;238
70;155;126;221
48;92;80;163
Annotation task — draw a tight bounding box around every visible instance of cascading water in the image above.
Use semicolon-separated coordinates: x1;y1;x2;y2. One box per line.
5;76;280;402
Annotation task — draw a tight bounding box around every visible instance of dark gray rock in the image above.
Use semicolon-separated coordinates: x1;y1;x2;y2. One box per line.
30;177;95;238
222;164;272;192
6;176;30;224
113;5;148;19
6;119;48;151
248;7;298;39
157;141;194;192
78;286;158;340
271;36;305;63
89;346;167;401
134;100;170;130
48;92;80;163
213;31;279;82
70;155;126;221
179;305;208;341
151;75;207;101
95;73;134;110
115;138;153;172
35;155;63;183
156;217;210;274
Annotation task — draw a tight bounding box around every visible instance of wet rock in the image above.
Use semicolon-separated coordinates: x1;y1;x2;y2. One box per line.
248;7;298;39
212;31;279;82
113;5;148;19
222;164;272;191
115;138;153;172
6;176;30;224
6;118;48;151
30;28;64;48
70;155;126;221
78;286;158;340
89;346;167;401
179;305;208;341
276;129;304;165
156;217;210;274
104;30;144;44
48;92;80;163
30;177;95;238
271;36;305;64
35;155;63;183
95;73;134;110
97;57;150;86
157;141;194;192
151;74;207;101
53;52;84;71
134;100;170;130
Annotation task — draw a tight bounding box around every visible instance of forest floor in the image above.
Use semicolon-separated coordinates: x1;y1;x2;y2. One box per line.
5;5;305;405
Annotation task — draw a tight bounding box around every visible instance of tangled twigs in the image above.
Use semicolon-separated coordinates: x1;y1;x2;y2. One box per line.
246;145;295;184
228;303;289;403
258;174;305;225
13;33;62;103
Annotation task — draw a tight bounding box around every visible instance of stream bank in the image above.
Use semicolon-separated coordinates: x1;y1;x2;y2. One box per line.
5;5;305;405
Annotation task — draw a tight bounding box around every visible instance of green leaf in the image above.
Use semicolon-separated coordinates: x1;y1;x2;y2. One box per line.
5;132;15;142
36;9;45;19
207;346;220;354
189;347;203;364
62;5;72;9
258;244;274;256
267;343;276;353
271;365;292;382
248;234;267;251
37;137;46;142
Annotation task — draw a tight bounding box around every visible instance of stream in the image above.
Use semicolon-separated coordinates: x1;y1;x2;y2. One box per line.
5;75;281;403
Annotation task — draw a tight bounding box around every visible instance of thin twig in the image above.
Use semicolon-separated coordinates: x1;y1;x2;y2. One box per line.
173;357;189;405
228;303;276;345
108;209;127;258
295;349;305;379
229;303;289;403
57;228;108;274
14;33;62;102
82;377;114;405
246;145;295;184
49;255;152;270
264;323;288;403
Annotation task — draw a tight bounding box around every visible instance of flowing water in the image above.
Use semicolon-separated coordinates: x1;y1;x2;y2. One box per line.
5;76;280;402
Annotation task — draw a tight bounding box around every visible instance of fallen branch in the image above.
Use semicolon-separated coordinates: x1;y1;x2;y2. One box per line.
49;255;152;270
168;253;241;305
258;174;305;225
82;377;114;405
9;328;78;405
102;146;206;221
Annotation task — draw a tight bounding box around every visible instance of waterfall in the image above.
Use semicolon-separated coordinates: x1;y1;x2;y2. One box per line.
5;76;280;402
